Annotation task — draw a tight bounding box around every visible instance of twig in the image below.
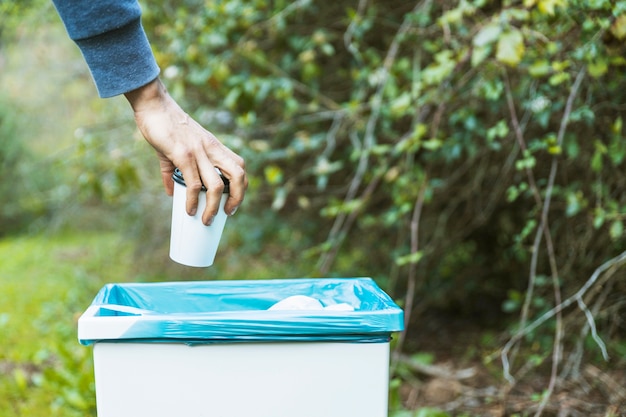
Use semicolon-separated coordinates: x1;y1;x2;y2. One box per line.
317;171;384;276
319;1;426;273
584;365;626;404
533;68;586;417
501;249;626;383
500;68;585;384
561;275;614;380
321;112;344;159
343;0;368;64
393;353;477;380
503;70;543;368
394;180;427;356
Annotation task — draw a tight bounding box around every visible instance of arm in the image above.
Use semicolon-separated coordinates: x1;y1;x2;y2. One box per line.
51;0;159;98
51;0;247;223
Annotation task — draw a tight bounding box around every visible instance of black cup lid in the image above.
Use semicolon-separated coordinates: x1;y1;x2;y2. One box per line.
172;168;230;194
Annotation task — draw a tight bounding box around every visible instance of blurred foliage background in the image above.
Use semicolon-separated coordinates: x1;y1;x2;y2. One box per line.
1;0;626;415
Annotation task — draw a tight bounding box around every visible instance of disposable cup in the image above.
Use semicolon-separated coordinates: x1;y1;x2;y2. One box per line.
169;168;229;267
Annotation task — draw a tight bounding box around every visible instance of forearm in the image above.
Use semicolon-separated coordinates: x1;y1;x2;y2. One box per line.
51;0;160;98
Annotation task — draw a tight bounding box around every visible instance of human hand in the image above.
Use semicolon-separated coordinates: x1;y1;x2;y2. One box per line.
124;78;247;225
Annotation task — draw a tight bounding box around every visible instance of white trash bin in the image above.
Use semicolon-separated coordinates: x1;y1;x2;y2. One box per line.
77;278;404;417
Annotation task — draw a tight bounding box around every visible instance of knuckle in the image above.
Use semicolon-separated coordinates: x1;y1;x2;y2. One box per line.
186;179;203;191
232;164;247;181
206;177;225;193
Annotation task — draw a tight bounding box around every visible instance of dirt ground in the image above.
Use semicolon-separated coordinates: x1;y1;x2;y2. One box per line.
398;315;626;417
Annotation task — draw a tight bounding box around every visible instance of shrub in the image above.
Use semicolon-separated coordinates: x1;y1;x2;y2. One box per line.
0;96;42;235
142;0;626;386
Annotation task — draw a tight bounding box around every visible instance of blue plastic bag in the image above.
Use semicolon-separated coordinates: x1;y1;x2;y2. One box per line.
78;277;404;345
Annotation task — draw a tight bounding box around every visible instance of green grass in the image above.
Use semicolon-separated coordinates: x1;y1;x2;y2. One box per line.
0;228;317;416
0;231;136;416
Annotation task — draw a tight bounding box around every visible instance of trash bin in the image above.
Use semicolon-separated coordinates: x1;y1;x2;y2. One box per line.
78;277;404;417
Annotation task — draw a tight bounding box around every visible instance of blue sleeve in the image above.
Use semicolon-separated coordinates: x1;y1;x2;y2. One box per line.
52;0;160;98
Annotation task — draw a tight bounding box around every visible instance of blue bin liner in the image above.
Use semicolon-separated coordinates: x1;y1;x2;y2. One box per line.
78;277;404;345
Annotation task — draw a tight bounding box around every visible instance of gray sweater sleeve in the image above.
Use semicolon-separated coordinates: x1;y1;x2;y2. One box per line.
52;0;160;98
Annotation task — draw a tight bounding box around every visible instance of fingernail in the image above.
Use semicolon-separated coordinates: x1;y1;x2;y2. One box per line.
206;214;215;226
189;207;197;216
229;206;239;216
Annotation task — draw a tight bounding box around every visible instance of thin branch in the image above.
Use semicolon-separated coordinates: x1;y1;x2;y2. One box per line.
318;170;384;275
503;70;543;368
560;268;614;380
318;0;426;273
501;68;586;391
343;0;368;64
533;68;585;417
504;70;542;207
501;249;626;383
394;180;427;357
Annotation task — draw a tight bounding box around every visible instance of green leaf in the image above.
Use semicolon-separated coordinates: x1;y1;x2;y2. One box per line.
506;185;520;202
610;220;624;240
587;59;608;78
611;14;626;40
487;120;509;141
502;298;520;313
593;208;605;229
396;251;424;266
565;191;583;217
422;138;443;151
390;92;413;117
479;79;504;100
395;124;428;154
471;44;492;67
224;87;241;110
549;72;571;86
422;50;456;85
415;408;451;417
515;151;536;170
13;368;28;392
529;60;552;77
264;164;284;185
548;145;561;155
389;412;414;417
591;151;603;172
473;22;502;47
313;157;343;176
612;117;623;135
496;29;525;66
410;352;435;365
271;186;288;211
538;0;566;15
591;140;606;172
501;8;530;21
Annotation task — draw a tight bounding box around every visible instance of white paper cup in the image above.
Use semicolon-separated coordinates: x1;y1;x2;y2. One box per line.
169;168;229;267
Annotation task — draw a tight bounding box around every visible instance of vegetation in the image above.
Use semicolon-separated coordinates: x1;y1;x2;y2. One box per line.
141;1;626;412
1;0;625;415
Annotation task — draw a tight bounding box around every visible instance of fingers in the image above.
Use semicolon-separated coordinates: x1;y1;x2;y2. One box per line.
222;164;247;215
158;156;176;196
180;164;202;217
130;83;247;221
201;140;247;216
180;162;229;226
197;163;224;226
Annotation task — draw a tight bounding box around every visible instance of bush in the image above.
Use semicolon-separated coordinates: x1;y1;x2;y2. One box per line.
142;0;626;383
0;96;44;235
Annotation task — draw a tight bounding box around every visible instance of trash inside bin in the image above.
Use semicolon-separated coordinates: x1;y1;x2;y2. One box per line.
78;277;404;417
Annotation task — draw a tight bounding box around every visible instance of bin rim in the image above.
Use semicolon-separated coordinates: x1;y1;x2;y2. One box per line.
78;277;404;345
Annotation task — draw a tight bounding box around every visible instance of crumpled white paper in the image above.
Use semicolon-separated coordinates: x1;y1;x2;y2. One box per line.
268;295;354;311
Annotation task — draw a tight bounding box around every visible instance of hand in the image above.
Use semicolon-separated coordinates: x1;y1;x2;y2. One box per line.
124;78;247;225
